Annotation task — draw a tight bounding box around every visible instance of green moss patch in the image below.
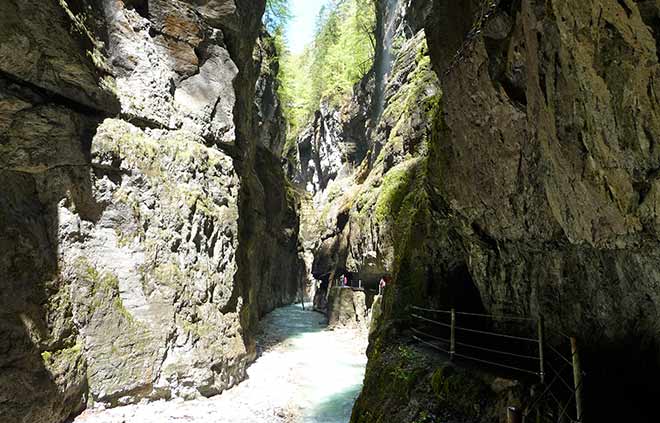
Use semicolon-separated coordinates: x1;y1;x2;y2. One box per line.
430;364;489;416
374;160;420;223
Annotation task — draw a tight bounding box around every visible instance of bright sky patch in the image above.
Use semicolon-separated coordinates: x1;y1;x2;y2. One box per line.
285;0;330;53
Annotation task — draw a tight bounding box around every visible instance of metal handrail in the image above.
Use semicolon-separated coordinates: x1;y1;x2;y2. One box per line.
410;304;585;422
524;360;572;416
547;362;577;394
455;340;540;361
410;305;535;321
548;344;587;377
411;313;538;342
411;327;450;344
558;378;584;422
455;310;536;322
412;335;451;355
410;305;452;314
453;352;540;376
548;344;574;367
411;313;452;327
453;324;539;343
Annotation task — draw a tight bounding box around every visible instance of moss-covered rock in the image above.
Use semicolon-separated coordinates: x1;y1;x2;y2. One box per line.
351;342;521;423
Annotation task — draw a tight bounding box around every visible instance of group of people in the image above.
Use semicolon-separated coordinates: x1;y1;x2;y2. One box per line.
336;274;388;295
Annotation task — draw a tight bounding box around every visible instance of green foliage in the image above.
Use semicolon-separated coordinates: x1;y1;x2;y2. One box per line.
411;410;432;423
277;0;376;141
386;345;427;400
279;47;316;140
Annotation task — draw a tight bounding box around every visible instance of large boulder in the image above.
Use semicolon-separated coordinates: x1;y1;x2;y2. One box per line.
327;287;370;330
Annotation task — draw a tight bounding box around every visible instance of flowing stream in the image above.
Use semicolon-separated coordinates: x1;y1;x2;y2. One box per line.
74;304;368;423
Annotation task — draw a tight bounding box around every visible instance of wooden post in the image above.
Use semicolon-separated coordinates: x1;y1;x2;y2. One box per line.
537;315;545;384
571;337;584;422
450;308;456;360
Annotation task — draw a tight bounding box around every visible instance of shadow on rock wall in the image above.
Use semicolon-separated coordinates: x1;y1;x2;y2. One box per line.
0;139;101;423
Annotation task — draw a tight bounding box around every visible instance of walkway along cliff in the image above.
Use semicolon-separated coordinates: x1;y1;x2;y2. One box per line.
349;1;660;422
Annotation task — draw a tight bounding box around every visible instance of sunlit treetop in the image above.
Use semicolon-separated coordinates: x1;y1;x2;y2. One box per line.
274;0;376;149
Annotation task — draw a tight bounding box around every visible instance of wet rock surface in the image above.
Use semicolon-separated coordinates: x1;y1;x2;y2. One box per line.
351;343;524;423
422;0;660;334
306;13;440;297
420;1;660;420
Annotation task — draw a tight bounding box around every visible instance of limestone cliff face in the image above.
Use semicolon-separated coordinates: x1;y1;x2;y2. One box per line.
307;0;439;289
255;30;287;157
422;0;660;420
425;0;660;323
289;66;376;311
352;0;660;421
290;73;374;197
0;1;301;421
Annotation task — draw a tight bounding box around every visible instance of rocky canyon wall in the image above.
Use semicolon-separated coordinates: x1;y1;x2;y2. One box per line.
0;1;302;422
352;0;660;422
293;0;439;300
422;0;660;420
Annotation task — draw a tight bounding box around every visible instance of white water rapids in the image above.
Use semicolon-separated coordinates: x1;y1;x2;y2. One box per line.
74;304;368;423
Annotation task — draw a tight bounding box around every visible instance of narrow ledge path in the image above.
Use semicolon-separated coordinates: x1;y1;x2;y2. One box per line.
74;304;368;423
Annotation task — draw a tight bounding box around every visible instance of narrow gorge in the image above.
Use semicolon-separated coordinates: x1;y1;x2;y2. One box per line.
1;0;660;422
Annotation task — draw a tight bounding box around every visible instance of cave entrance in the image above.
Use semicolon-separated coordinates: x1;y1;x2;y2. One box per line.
445;263;485;313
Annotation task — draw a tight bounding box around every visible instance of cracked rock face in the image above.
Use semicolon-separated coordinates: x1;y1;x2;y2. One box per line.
352;0;660;420
104;0;238;142
296;104;346;195
354;0;660;421
307;0;440;289
254;31;287;157
0;0;302;421
72;119;245;403
424;0;660;358
293;0;660;420
291;76;374;198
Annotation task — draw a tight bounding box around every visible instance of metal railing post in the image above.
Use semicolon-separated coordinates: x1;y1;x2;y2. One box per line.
571;337;583;422
450;308;456;360
537;315;545;384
